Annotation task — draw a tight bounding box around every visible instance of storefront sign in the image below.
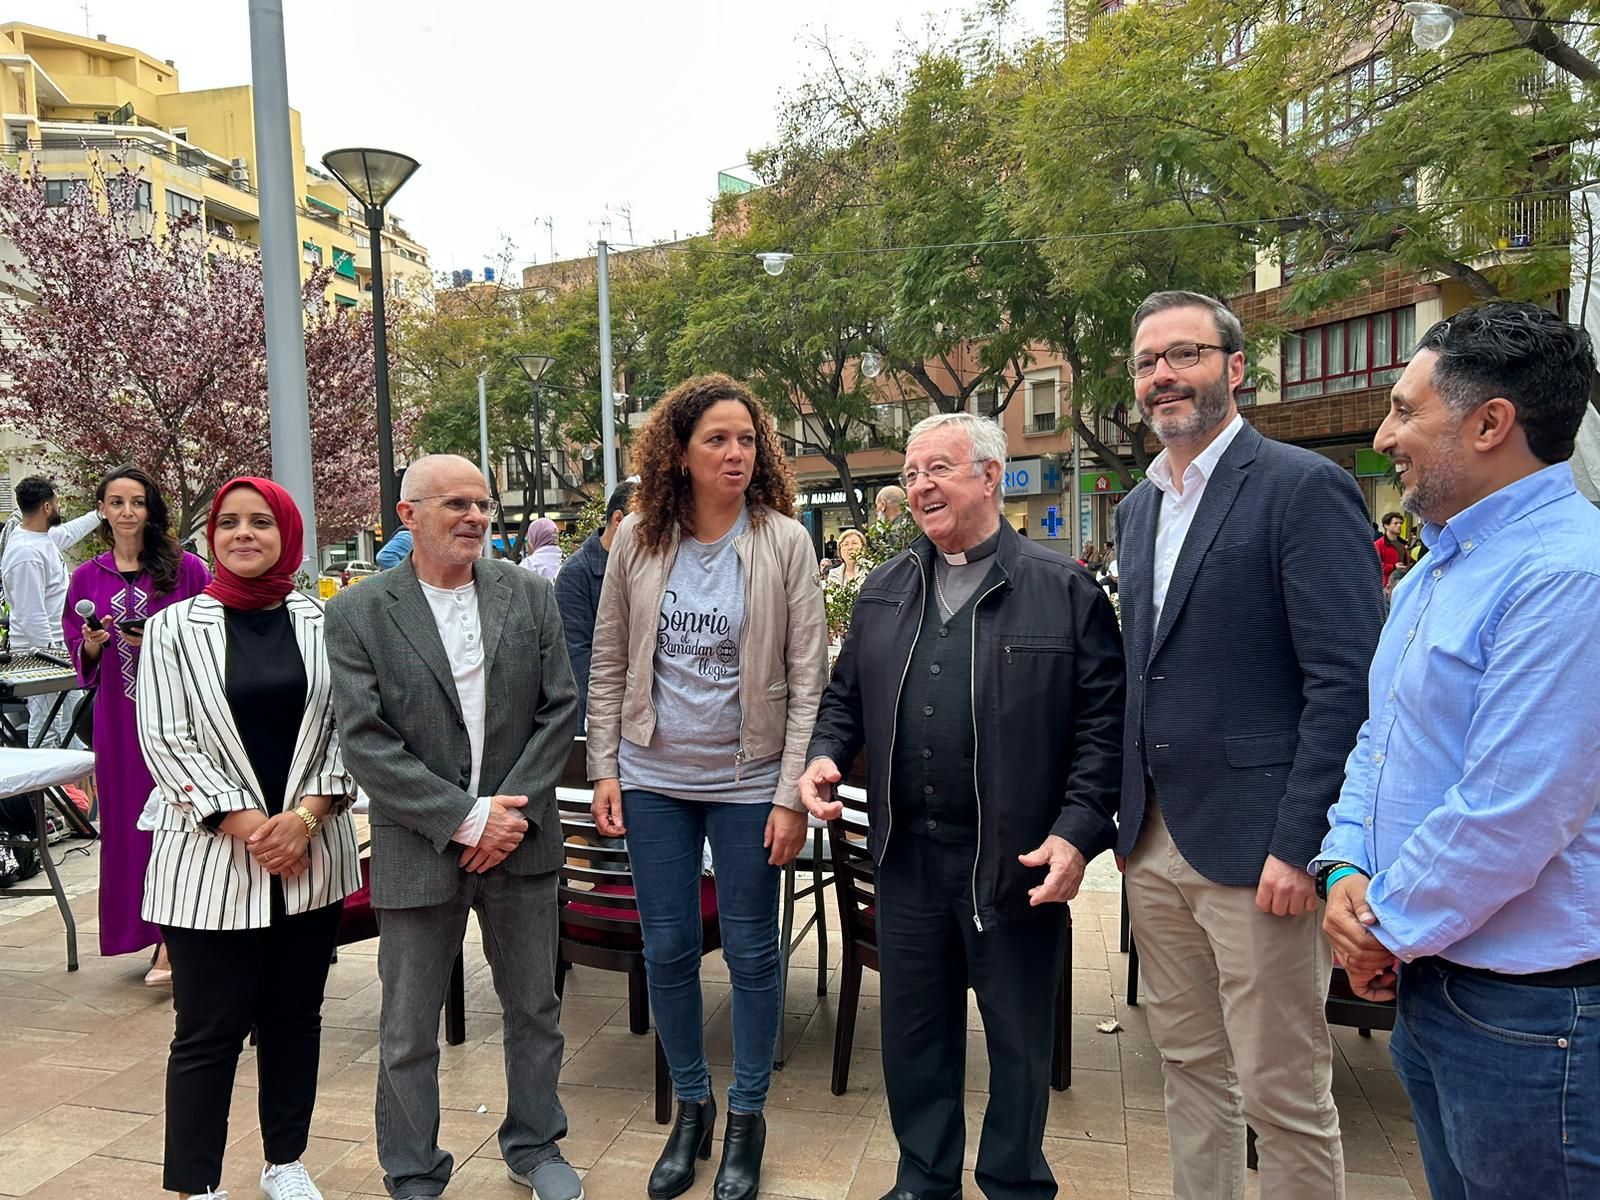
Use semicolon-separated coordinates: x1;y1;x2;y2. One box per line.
1078;470;1144;494
802;487;865;508
1005;457;1044;496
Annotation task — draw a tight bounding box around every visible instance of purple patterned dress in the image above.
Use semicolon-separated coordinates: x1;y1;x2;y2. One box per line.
64;551;210;957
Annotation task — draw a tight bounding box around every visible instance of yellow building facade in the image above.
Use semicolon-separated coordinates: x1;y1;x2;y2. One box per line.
0;22;432;310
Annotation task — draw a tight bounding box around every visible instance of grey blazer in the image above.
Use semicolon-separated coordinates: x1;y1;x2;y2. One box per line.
324;556;579;909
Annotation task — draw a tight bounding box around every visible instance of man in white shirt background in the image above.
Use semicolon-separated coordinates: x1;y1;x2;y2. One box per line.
1;474;102;745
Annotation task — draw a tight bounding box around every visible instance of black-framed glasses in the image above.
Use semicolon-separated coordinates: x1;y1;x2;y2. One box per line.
1126;342;1230;379
900;459;978;488
407;495;500;517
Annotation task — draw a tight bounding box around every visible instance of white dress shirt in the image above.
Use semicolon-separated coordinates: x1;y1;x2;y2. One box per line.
418;579;492;847
0;511;102;648
1146;413;1246;630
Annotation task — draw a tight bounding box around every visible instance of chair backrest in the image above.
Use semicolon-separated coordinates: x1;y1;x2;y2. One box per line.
555;790;644;942
561;736;589;789
827;808;876;954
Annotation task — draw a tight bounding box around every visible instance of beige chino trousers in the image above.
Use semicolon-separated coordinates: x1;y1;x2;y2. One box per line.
1126;803;1344;1200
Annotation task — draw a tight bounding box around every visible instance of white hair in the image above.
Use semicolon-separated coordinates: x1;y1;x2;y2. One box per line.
904;412;1008;510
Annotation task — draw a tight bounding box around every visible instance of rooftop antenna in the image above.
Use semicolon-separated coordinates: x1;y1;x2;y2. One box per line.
618;201;635;245
81;1;91;35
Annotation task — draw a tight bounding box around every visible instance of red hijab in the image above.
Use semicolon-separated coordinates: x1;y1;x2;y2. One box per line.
202;477;304;611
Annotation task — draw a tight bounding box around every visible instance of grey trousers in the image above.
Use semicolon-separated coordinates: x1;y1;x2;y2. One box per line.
375;869;567;1198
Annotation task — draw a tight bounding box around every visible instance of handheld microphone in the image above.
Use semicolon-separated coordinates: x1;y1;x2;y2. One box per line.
74;598;104;632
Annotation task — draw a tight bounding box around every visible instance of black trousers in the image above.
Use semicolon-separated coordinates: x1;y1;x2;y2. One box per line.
160;897;343;1194
877;832;1067;1200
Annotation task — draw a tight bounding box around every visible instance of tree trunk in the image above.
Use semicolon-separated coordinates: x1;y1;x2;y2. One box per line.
823;450;871;530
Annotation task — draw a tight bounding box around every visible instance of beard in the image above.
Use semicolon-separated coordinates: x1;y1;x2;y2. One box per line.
46;510;62;528
1399;440;1469;526
1139;374;1234;447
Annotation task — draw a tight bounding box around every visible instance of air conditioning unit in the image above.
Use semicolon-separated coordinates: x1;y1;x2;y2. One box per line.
228;157;250;187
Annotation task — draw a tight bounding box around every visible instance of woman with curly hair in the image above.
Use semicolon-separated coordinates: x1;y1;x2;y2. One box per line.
586;374;827;1200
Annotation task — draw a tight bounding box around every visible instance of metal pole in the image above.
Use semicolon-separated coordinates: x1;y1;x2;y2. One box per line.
532;381;547;518
246;0;317;574
597;239;618;494
1071;415;1084;558
367;209;399;540
478;371;492;557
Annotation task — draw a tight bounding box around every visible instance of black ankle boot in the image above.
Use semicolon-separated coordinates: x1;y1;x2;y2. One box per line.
713;1110;766;1200
648;1097;717;1200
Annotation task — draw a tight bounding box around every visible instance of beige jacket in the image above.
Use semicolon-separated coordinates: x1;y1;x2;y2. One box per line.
585;505;828;810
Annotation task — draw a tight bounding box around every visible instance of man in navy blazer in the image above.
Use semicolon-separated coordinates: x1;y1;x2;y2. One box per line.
1115;292;1382;1200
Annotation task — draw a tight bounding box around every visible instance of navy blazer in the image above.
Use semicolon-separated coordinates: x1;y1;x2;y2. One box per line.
1115;421;1383;885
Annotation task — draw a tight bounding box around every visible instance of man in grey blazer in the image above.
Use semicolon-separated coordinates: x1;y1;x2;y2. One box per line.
326;455;581;1200
1115;293;1383;1200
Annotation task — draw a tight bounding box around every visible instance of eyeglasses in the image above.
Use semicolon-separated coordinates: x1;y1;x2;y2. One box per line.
407;496;500;517
1126;342;1230;379
900;459;978;488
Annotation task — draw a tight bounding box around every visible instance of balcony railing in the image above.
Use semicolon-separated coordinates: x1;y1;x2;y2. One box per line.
1488;195;1568;250
25;134;259;197
1029;413;1059;435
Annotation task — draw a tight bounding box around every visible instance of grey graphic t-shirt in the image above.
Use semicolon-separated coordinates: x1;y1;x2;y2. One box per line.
618;507;782;804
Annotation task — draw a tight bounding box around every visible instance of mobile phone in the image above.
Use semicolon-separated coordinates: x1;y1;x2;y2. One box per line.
118;619;146;637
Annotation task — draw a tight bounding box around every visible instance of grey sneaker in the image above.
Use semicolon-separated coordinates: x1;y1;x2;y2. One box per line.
508;1156;584;1200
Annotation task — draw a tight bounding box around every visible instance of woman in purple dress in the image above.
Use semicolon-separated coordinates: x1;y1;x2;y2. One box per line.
64;466;209;983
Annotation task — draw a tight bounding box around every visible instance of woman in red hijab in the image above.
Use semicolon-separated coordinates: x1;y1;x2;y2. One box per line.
135;477;361;1200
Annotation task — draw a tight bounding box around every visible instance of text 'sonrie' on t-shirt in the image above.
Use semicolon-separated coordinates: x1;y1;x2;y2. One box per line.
619;507;782;805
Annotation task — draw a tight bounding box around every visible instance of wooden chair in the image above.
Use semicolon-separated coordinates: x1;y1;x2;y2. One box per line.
554;783;722;1124
824;806;1074;1095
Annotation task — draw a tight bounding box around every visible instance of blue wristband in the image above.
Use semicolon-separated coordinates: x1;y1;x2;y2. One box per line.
1324;865;1364;893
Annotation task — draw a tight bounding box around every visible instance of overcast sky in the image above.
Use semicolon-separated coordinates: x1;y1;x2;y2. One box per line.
14;1;1059;280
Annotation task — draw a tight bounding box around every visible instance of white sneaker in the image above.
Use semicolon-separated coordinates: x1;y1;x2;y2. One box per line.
260;1160;322;1200
188;1191;229;1200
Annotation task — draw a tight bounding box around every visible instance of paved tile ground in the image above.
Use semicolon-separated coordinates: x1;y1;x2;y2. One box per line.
0;839;1425;1198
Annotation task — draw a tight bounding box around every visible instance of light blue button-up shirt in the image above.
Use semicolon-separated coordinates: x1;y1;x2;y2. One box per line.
1316;463;1600;972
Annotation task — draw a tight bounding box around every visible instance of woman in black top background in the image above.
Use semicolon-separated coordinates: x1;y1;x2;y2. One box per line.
136;477;360;1200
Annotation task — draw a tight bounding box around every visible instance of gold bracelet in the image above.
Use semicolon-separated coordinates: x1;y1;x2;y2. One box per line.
293;804;321;839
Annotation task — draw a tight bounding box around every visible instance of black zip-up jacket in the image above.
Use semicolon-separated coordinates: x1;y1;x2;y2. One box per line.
806;524;1126;929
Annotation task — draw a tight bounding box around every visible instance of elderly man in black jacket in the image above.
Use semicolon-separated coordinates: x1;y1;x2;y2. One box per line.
801;413;1125;1200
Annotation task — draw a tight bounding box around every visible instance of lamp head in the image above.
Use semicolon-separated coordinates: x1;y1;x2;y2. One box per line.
860;350;883;379
515;354;555;384
756;251;793;276
320;147;420;213
1402;3;1463;50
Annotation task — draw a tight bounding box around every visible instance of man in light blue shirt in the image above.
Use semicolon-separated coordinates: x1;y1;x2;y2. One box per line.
1315;302;1600;1199
375;527;412;569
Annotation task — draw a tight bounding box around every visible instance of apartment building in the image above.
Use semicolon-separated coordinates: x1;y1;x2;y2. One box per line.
0;22;432;505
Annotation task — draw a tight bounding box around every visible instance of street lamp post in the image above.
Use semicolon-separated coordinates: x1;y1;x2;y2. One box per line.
515;354;556;519
321;147;420;540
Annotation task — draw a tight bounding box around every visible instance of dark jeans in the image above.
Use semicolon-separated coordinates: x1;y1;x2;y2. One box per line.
623;789;780;1114
1390;958;1600;1199
160;900;343;1195
375;869;566;1199
877;832;1068;1200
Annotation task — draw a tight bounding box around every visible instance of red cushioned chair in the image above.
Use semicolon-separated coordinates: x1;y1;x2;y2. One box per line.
554;788;722;1124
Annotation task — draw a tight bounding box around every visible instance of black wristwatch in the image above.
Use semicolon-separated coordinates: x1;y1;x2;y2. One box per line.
1314;861;1367;901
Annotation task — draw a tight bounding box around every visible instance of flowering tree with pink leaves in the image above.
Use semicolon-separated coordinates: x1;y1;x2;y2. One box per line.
0;153;395;543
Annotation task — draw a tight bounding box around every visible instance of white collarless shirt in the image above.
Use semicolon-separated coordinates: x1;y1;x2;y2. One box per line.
418;579;492;846
1146;413;1245;630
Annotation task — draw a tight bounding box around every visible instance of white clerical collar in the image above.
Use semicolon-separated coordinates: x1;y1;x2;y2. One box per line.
938;526;1002;566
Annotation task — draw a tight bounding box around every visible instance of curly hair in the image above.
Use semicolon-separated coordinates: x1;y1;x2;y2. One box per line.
629;374;796;553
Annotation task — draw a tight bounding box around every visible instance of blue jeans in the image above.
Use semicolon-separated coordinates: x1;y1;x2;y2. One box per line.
623;789;780;1114
1390;958;1600;1199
